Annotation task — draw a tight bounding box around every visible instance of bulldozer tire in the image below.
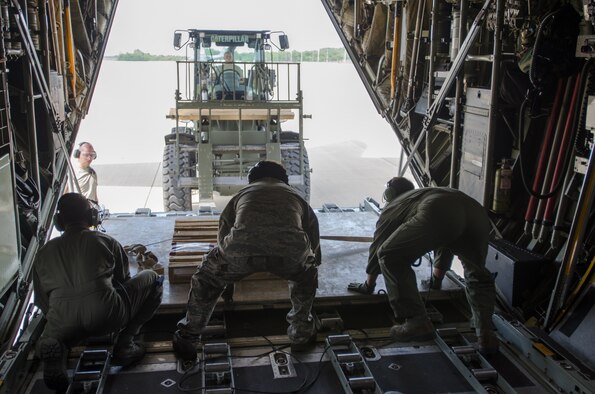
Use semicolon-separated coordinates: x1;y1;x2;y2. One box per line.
162;144;193;211
282;144;311;203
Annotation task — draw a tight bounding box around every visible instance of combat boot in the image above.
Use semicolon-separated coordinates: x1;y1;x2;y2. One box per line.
37;337;69;391
112;337;146;367
390;316;435;342
173;330;200;361
477;330;499;355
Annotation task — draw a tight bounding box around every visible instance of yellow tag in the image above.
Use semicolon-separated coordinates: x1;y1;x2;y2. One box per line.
533;342;555;357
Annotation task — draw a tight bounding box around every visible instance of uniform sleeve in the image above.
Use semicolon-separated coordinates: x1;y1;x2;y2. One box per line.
366;226;382;275
32;262;49;314
112;240;131;284
366;214;387;275
305;205;321;265
218;197;236;244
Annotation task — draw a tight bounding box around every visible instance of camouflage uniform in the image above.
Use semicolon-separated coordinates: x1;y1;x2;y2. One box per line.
367;188;495;332
177;178;320;344
33;227;163;346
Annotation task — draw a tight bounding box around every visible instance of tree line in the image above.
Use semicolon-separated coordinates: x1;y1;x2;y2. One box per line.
112;48;347;63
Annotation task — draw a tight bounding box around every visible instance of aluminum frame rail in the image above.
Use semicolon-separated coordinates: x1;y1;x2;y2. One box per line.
66;349;111;394
435;327;515;393
201;343;234;394
326;334;382;394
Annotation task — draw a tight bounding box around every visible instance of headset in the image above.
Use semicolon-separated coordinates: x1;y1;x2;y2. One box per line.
383;177;415;203
248;161;289;184
383;184;399;203
73;142;97;159
54;200;100;231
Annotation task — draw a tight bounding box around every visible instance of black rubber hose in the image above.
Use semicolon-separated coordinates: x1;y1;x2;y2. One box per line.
529;9;562;88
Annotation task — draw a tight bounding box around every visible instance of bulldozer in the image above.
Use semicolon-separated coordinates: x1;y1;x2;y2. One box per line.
162;29;310;211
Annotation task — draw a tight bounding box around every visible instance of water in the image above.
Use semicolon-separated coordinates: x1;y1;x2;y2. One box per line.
77;61;404;212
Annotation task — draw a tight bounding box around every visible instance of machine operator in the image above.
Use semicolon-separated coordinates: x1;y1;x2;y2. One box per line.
349;177;498;354
173;161;321;361
33;193;163;391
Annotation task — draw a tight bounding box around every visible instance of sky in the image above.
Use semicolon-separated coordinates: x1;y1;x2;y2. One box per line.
105;0;343;56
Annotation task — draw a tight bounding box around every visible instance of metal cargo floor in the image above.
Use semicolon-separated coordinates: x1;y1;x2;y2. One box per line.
101;210;465;310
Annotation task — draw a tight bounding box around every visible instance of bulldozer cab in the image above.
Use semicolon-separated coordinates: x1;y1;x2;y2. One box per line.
164;30;309;211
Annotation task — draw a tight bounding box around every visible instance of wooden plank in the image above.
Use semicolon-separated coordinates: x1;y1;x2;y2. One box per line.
174;219;219;224
174;230;219;236
233;278;289;302
175;224;219;229
169;251;210;258
168;255;205;263
175;220;219;226
167;108;295;121
167;261;282;285
172;238;218;244
169;266;198;284
320;235;374;242
168;259;200;284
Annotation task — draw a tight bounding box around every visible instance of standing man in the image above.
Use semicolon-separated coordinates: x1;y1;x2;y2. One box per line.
74;142;99;203
34;193;163;390
173;161;321;361
350;177;498;354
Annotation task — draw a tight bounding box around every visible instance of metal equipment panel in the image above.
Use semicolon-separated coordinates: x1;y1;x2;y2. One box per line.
0;154;20;296
459;88;491;204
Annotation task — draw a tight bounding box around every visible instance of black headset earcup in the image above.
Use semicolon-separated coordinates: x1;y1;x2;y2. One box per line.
54;213;64;231
74;142;89;159
383;187;396;202
88;207;99;227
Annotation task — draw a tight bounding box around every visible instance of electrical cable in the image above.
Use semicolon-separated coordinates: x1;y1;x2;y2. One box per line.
143;161;161;209
294;345;333;394
529;8;561;88
142;238;172;247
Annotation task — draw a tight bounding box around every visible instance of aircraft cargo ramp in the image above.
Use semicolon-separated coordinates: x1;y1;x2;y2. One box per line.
22;208;580;393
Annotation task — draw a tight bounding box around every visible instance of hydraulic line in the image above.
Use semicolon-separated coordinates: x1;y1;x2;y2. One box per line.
63;0;76;97
403;0;425;110
399;0;493;178
427;0;439;107
449;0;468;188
548;164;579;251
550;256;595;329
522;79;565;235
390;2;402;99
545;145;595;328
483;0;505;207
541;76;583;235
532;76;578;239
